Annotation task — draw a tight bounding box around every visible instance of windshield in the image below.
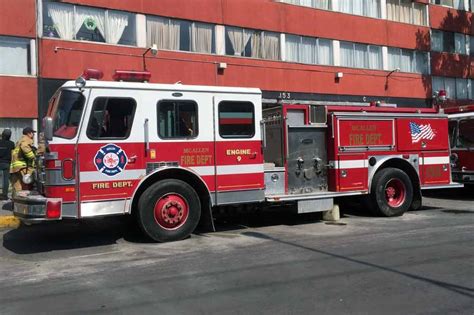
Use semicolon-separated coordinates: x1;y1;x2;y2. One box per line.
457;118;474;149
51;90;85;139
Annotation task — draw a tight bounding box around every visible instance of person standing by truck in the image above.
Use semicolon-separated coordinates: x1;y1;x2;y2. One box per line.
10;127;36;196
0;129;15;200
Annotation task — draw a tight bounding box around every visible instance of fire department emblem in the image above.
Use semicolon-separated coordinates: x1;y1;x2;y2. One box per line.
94;144;128;177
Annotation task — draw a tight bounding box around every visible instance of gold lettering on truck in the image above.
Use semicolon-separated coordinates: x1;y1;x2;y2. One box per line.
226;149;251;155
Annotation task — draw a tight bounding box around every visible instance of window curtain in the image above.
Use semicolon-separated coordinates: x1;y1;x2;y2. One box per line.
300;36;316;64
399;0;412;23
251;32;262;58
456;78;468;99
431;30;443;52
415;52;428;74
365;0;380;18
262;32;280;60
400;49;412;72
386;0;399;21
453;0;464;10
47;2;75;40
354;44;367;68
413;3;425;26
297;0;313;7
454;33;466;54
339;0;352;13
105;11;129;44
432;77;444;95
285;35;300;62
352;0;364;15
340;42;354;67
227;27;251;56
147;17;180;50
191;22;213;53
75;7;106;39
0;38;28;75
318;39;332;65
445;77;456;99
314;0;329;9
368;46;382;69
388;47;400;70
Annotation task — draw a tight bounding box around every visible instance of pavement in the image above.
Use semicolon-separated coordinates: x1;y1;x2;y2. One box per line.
0;190;472;314
0;199;19;229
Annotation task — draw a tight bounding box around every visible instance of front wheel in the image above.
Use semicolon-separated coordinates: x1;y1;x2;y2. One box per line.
137;179;201;242
370;168;413;217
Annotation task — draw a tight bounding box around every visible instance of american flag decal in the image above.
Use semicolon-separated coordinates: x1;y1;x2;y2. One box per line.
409;122;435;143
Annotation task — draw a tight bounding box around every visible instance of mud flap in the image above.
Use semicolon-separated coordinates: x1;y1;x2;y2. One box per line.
197;200;216;232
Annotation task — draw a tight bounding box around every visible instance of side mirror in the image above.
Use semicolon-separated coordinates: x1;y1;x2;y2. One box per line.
44;116;53;141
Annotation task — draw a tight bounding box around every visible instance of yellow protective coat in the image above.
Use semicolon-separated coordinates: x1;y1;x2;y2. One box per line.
10;135;35;174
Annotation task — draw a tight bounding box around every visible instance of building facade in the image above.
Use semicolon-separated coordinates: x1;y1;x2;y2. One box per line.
0;0;473;141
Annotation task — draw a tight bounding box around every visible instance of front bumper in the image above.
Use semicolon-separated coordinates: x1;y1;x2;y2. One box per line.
13;190;62;223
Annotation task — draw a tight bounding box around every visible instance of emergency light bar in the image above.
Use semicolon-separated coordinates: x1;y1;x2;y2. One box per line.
82;68;103;80
113;70;151;82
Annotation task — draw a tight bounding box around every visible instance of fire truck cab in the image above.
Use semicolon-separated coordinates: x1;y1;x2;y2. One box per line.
12;70;462;242
446;105;474;186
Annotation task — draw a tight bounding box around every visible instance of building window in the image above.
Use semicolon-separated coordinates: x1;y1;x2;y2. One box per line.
146;17;215;54
218;101;255;138
0;36;31;75
279;0;331;10
225;27;280;60
87;98;136;139
157;101;198;139
43;1;136;45
340;41;382;69
387;0;427;25
432;76;471;99
285;34;333;65
431;0;466;11
388;47;428;74
338;0;381;18
432;30;467;54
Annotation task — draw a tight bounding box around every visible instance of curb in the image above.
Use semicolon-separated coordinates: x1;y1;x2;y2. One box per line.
0;216;20;229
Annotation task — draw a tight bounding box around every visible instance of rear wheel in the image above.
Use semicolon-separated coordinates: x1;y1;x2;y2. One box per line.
137;179;201;242
370;168;413;217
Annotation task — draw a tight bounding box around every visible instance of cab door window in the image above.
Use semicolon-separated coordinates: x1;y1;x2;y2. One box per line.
87;97;136;139
157;100;198;138
218;101;255;138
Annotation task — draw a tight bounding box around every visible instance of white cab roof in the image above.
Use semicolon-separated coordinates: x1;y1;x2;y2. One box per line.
62;80;262;95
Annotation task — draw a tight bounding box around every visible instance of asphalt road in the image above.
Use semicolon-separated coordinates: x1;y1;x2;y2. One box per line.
0;188;473;314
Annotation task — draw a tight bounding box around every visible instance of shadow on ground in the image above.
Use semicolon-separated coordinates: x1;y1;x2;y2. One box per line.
423;186;473;201
4;188;468;255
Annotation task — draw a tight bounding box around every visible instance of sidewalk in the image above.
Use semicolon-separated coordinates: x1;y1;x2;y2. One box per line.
0;199;20;229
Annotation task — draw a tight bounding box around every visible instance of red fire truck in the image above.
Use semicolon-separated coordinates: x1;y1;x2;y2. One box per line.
12;69;461;242
446;105;474;186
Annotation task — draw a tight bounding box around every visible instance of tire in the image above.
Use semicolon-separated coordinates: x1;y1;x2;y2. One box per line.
137;179;201;242
369;168;413;217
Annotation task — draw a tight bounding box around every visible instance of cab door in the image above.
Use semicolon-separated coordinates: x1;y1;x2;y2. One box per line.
213;95;265;205
76;89;145;217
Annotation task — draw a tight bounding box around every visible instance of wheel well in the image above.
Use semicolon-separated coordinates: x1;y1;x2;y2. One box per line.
373;158;421;207
131;168;211;216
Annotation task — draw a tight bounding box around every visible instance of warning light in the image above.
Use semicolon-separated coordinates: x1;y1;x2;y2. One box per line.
82;69;103;80
438;90;447;102
113;70;152;82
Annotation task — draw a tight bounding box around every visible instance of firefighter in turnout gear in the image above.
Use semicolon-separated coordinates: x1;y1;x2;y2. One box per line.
10;127;36;196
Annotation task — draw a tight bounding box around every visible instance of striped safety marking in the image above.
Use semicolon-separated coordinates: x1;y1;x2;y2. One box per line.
79;164;264;182
420;156;450;165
